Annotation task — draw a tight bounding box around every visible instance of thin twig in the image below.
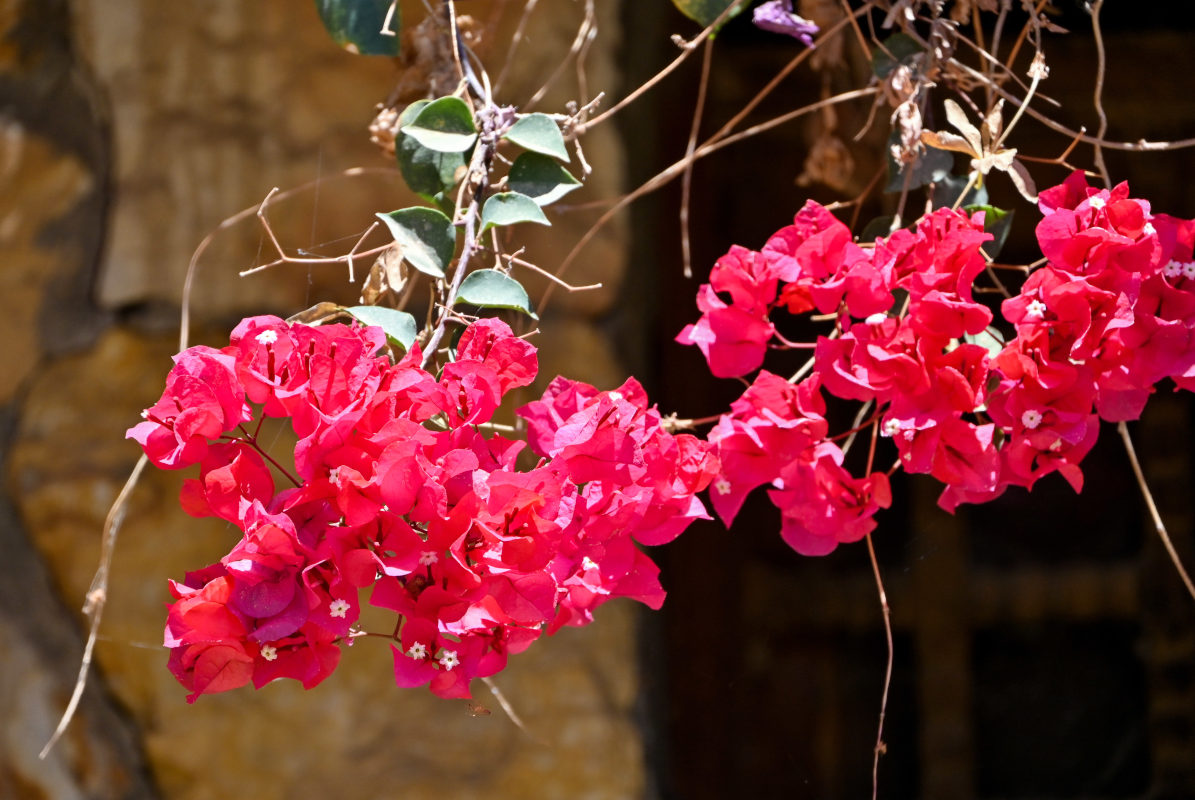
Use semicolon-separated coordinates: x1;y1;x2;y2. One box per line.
1089;0;1111;187
40;454;149;759
866;532;893;800
680;37;714;279
494;0;539;95
541;87;879;313
504;254;602;292
1118;421;1195;602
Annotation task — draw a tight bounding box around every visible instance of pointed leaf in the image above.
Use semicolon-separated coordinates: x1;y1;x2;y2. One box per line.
886;131;953;192
287;301;345;325
965;204;1015;260
314;0;400;56
455;270;538;319
480;192;550;232
872;33;923;78
398;100;468;198
932;174;988;209
503;113;570;161
376;207;457;279
405;97;477;153
508;153;582;206
345;305;418;352
670;0;745;27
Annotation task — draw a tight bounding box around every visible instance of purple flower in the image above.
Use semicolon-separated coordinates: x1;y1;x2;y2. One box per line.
752;0;819;46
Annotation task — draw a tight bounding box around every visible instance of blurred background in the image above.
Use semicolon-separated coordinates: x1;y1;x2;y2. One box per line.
2;1;1193;798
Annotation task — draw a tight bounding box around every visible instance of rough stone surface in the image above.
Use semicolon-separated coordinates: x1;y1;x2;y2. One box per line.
3;1;648;798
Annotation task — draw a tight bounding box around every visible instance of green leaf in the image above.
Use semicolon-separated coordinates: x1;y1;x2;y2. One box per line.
670;0;745;28
963;327;1006;361
872;33;923;78
965;204;1015;260
344;305;418;351
398;100;468;199
480;192;550;232
375;207;457;279
859;215;901;242
314;0;400;56
507;153;582;206
885;130;953;192
503;113;570;161
932;174;989;209
404;97;477;153
455;270;538;319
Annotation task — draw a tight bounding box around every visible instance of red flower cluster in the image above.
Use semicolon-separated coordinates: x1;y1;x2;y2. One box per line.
131;316;716;701
681;174;1195;554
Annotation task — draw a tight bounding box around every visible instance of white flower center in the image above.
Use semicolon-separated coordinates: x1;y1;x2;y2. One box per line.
1183;262;1195;280
1088;196;1106;210
713;477;732;496
260;644;278;661
437;649;459;670
407;642;428;660
1164;260;1183;278
1025;299;1048;321
255;329;279;345
329;599;351;618
419;550;439;566
1021;409;1043;430
582;556;598;571
881;418;903;438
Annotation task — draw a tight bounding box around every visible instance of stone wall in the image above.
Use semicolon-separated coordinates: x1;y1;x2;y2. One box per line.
1;1;646;798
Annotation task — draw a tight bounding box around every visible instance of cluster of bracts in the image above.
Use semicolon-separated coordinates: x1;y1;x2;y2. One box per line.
132;172;1195;701
131;317;716;701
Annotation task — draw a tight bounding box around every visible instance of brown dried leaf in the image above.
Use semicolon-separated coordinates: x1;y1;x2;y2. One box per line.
920;129;976;156
1007;158;1038;202
287;302;346;325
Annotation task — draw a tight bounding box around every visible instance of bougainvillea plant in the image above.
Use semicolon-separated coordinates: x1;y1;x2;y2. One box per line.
47;1;1195;796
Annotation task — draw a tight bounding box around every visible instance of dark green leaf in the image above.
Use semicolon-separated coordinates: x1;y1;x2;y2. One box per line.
376;207;457;279
455;270;538;319
859;215;900;242
508;153;582;206
872;33;923;78
670;0;745;27
965;204;1015;260
398;100;468;199
932;174;988;209
503;113;570;161
345;305;418;351
886;130;953;193
405;97;477;153
480;192;550;232
314;0;400;56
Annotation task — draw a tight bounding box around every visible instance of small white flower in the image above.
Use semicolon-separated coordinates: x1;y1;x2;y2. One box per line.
260;644;278;662
1183;262;1195;281
713;476;732;496
329;599;351;618
255;329;279;345
607;390;624;402
1025;299;1048;321
1088;196;1106;210
582;556;598;571
1164;260;1183;279
1021;409;1043;430
865;312;888;325
437;649;459;670
419;550;439;566
407;642;428;660
881;419;903;438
